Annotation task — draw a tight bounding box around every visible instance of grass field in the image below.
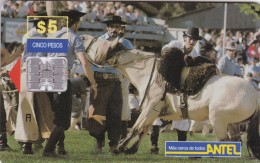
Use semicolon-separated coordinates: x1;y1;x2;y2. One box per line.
0;129;259;163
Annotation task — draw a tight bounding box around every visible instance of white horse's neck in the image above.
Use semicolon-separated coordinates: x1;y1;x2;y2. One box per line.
112;50;157;99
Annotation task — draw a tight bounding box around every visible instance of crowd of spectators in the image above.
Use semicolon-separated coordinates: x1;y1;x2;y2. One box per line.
201;29;260;64
1;1;146;25
201;28;260;87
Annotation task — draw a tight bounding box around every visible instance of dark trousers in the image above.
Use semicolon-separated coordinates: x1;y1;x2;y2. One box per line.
88;77;122;147
0;90;6;133
177;129;187;141
48;81;72;130
150;125;160;146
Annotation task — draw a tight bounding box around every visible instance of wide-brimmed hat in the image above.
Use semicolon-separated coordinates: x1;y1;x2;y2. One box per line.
183;27;202;40
102;15;126;25
225;41;237;50
58;10;86;18
28;11;49;22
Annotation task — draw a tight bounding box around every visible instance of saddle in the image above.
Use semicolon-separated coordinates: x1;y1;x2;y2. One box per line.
158;49;216;96
180;60;217;95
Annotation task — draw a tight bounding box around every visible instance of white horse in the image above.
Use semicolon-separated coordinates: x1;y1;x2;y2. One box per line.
82;35;260;159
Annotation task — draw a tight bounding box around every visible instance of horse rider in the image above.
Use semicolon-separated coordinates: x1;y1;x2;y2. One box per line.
160;27;203;142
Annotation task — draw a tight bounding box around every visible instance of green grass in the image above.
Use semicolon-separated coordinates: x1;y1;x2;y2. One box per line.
0;130;259;163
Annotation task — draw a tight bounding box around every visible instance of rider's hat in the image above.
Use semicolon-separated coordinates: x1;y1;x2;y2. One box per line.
183;27;202;40
102;15;126;25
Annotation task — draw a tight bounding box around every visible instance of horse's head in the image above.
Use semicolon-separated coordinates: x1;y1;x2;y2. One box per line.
81;34;124;65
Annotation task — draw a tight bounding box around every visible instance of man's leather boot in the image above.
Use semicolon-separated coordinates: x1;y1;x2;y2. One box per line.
57;131;67;155
42;125;63;157
21;142;33;154
0;132;12;151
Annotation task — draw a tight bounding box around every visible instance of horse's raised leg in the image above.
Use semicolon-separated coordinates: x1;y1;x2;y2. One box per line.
118;96;163;154
124;126;149;154
118;129;137;153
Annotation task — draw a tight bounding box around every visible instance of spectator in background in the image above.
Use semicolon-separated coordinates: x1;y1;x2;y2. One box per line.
248;40;260;61
237;38;249;64
1;0;16;18
247;32;255;45
104;4;116;18
33;1;45;13
217;41;242;77
245;72;259;91
116;3;127;21
24;1;35;16
126;5;137;24
256;33;260;42
237;57;245;77
91;3;105;22
134;8;146;25
15;0;28;18
215;37;224;62
73;1;83;12
79;0;91;13
66;1;75;10
246;58;260;81
235;31;243;44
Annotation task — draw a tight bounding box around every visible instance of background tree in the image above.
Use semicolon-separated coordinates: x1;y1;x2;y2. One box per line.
238;3;260;20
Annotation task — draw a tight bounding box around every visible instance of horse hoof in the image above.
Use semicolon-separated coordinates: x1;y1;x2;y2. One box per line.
124;148;138;155
118;147;125;154
109;146;120;155
150;146;159;154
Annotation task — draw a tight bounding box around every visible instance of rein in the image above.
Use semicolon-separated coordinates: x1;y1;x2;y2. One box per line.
138;56;157;111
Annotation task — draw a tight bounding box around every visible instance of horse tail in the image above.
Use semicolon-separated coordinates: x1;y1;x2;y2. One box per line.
247;104;260;160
